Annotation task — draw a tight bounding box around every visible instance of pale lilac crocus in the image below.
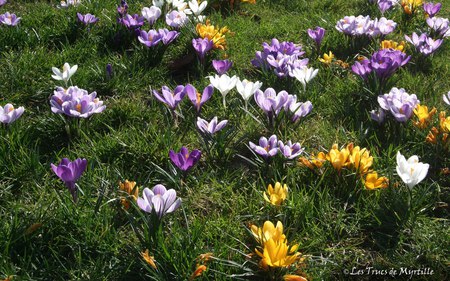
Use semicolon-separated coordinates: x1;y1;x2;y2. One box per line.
197;116;228;135
249;135;278;158
0;12;20;26
351;59;372;81
254;88;288;117
289;100;313;122
212;59;233;75
165;10;188;28
138;29;162;47
51;158;87;202
423;2;441;18
278;140;304;159
426;17;449;37
405;32;443;56
307;26;326;49
185;84;213;113
377;87;419;122
0;0;7;7
77;13;99;25
158;28;179;45
121;14;144;29
192;38;213;61
153;85;186;110
137;185;181;218
169;146;201;172
50;86;106;118
370;108;386;124
0;104;24;124
377;0;397;13
443;91;450;106
142;6;161;26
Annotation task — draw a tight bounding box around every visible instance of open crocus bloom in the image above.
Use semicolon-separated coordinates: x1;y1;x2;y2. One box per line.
278;140;304;159
50;86;106;118
169;146;201;172
0;103;25;124
185;84;213;112
51;63;78;84
291;66;318;91
236;78;263;103
396;151;429;189
141;6;161;25
249;135;278;158
197;116;227;135
137;185;181;218
0;12;21;26
208;74;238;107
153;85;185;110
264;183;288;206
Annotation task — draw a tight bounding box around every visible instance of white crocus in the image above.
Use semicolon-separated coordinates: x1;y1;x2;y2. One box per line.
396;151;429;189
188;0;207;16
443;91;450;106
208;74;238;108
236;78;262;108
291;66;318;91
172;0;192;14
152;0;165;8
51;63;78;85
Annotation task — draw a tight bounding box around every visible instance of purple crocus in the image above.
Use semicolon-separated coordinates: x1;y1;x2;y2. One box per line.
138;29;162;47
426;17;449;37
153;85;185;110
50;86;106;118
106;63;113;78
120;14;144;29
377;0;397;13
377;87;419;122
169;147;201;172
158;28;179;45
51;158;87;202
137;184;181;219
278;140;304;159
165;10;188;29
249;135;278;158
197;117;228;135
367;49;410;81
370;108;386;124
0;0;6;7
192;38;214;61
0;12;20;26
289;100;313;122
185;84;213;113
117;0;128;18
423;2;441;18
0;103;24;124
77;13;99;25
212;59;233;75
254;88;288;117
405;32;443;56
307;26;326;48
351;59;372;80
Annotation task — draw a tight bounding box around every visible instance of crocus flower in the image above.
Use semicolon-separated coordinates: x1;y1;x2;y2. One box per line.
249;135;278;158
188;0;207;16
326;143;350;172
51;63;78;85
264;182;288;206
405;32;443;56
152;85;185;110
370;49;411;80
137;184;181;218
235;78;263;106
190;265;207;280
255;238;300;268
121;14;144;29
165;10;188;28
307;26;326;48
117;0;128;17
250;220;286;245
152;0;164;8
138;29;162;47
291;66;318;91
289;99;313;122
196;116;227;135
50;86;106;118
351;59;372;80
185;84;213;113
254;88;288;117
119;180;138;210
51;158;87;202
0;103;24;124
141;6;161;26
59;0;81;8
377;0;397;13
169;146;201;172
158;28;179;45
0;12;20;26
283;275;308;281
364;172;389;189
212;59;232;75
423;2;441;17
0;0;7;7
142;249;157;269
370;108;386;123
443;91;450;105
192;38;213;60
426;17;449;37
278;140;304;159
208;74;238;108
396;151;429;189
377;87;419;122
77;13;99;25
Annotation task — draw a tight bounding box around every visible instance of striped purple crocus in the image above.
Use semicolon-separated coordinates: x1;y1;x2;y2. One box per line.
169;146;201;172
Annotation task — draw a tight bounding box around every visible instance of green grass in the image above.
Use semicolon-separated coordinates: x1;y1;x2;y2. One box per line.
0;0;449;280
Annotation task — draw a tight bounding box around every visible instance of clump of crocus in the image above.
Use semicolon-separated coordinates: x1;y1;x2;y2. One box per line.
264;182;288;206
426;17;450;38
137;184;181;218
396;151;429;189
335;15;397;37
169;146;202;172
0;103;24;125
119;180;139;210
413;104;437;129
0;12;20;26
401;0;423;15
405;32;443;56
196;19;231;50
50;86;106;118
185;84;213;113
372;87;419;123
51;158;87;202
212;59;233;75
77;13;99;25
51;62;78;86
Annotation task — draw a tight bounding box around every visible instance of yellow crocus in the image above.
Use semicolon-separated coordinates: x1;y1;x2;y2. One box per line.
439;111;450;133
196;20;231;50
119;180;138;210
326;144;350;171
255;238;300;268
263;182;288;206
348;145;373;174
364;172;389;189
141;249;157;269
413;105;437;129
401;0;423;14
299;152;327;170
380;40;405;52
251;220;286;246
189;265;207;280
284;275;308;281
319;51;334;65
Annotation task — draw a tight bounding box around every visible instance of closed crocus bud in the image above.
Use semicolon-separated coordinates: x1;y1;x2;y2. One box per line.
106;63;113;78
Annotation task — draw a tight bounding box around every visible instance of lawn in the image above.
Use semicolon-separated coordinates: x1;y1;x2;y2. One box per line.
0;0;449;280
